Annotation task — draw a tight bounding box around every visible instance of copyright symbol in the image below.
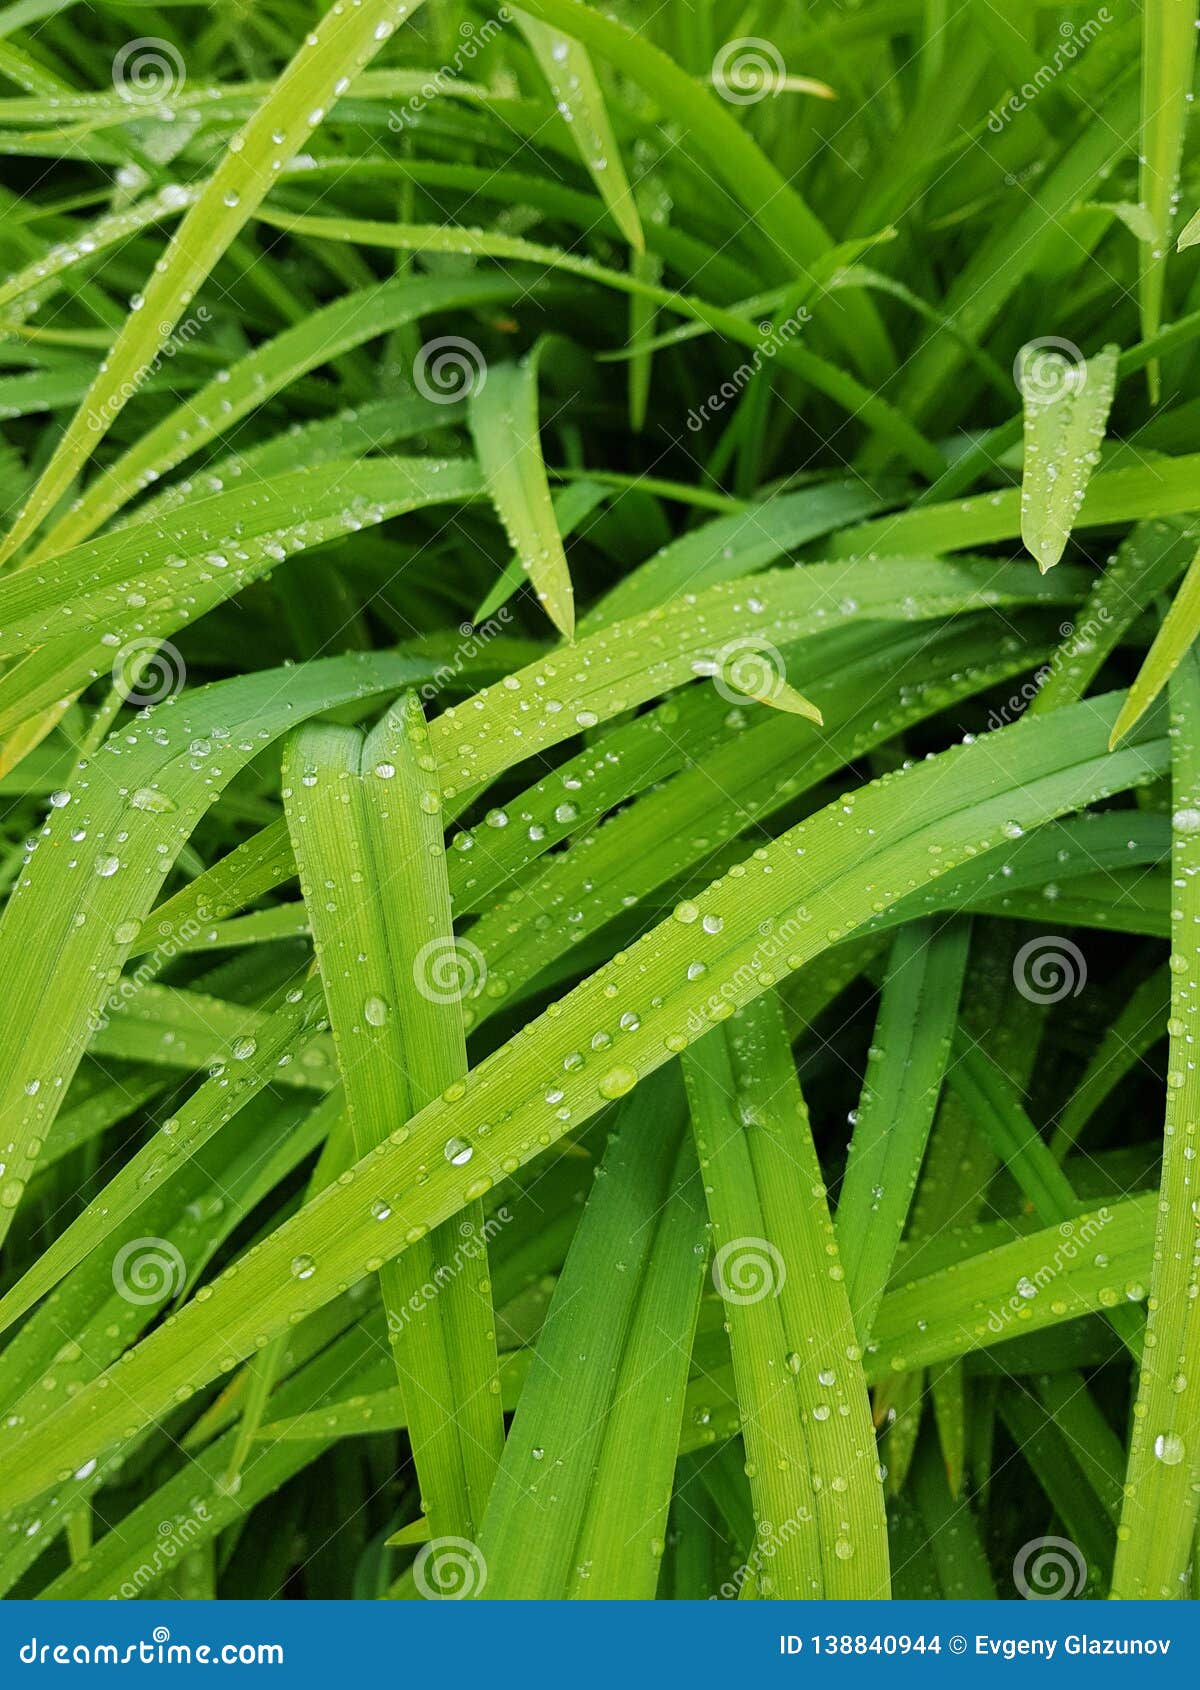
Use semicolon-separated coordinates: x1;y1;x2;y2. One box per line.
950;1636;967;1654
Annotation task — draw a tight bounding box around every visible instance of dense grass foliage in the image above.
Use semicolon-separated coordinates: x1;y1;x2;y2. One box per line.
1;0;1199;1603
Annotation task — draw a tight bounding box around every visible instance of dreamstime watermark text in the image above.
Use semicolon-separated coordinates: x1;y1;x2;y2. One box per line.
986;12;1111;133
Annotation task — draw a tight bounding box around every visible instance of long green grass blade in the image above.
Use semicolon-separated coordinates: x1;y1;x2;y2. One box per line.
513;7;643;252
478;1071;705;1598
1111;540;1200;745
283;695;503;1540
1112;643;1200;1596
838;919;969;1336
683;993;890;1597
1138;0;1198;392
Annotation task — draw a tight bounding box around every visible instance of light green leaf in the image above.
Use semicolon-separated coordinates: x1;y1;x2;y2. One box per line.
838;919;969;1336
469;353;575;639
1110;539;1200;744
1019;343;1118;571
512;7;643;252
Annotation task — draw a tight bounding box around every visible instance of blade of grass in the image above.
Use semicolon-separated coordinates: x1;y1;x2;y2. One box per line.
477;1070;706;1598
1110;539;1200;745
1138;0;1198;396
837;918;970;1337
468;351;575;640
1019;343;1118;572
512;7;642;252
283;695;503;1540
1112;642;1200;1597
682;992;890;1598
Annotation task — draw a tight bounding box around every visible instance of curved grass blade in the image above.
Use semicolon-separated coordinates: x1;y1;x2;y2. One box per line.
1030;519;1195;714
1110;539;1200;745
468;352;575;639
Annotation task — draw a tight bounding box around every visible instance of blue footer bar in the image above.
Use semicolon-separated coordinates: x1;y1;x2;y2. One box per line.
1;1601;1195;1685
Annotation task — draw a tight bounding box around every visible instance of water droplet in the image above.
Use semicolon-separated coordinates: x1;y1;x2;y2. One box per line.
598;1064;638;1100
1154;1431;1186;1465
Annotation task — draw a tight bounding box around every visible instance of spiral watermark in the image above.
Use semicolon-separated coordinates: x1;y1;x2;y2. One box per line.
414;336;488;404
712;1237;786;1304
113;38;186;104
412;936;487;1004
1015;337;1087;404
1013;1535;1088;1598
413;1536;487;1598
112;1237;186;1305
711;37;786;103
700;637;790;709
1012;936;1087;1004
111;637;187;708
